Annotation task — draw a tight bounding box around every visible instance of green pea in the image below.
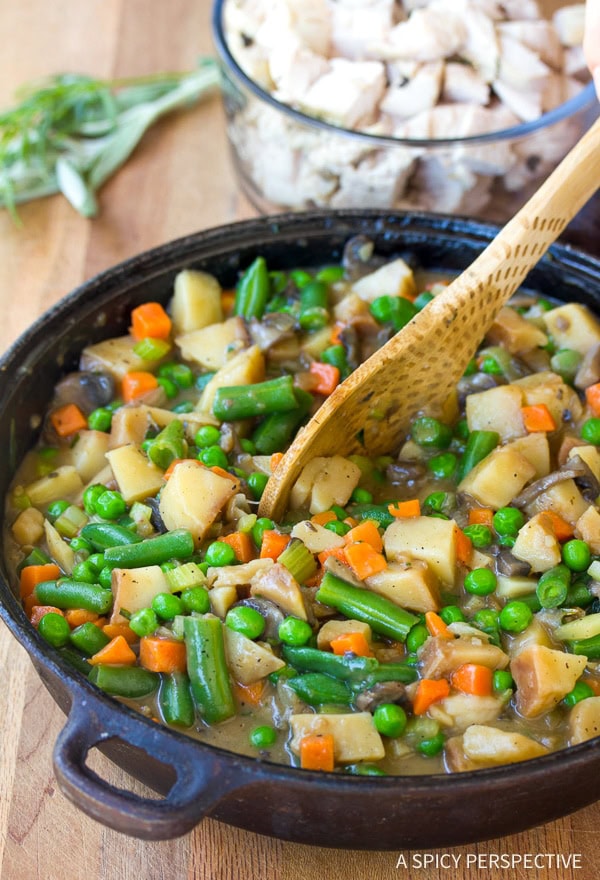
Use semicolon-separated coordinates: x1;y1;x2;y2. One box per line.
492;669;514;692
406;623;429;653
427;452;457;479
581;418;600;445
563;680;595;706
151;592;184;621
129;607;159;637
290;269;313;289
324;519;351;537
157;377;178;399
492;507;525;537
160;363;194;389
69;536;93;554
240;438;256;454
411;417;452;449
346;763;387;776
194;425;221;448
315;265;345;284
252;517;274;547
351;487;373;504
249;725;277;748
464;568;497;596
87;407;113;432
71;560;99;584
439;605;464;625
373;703;407;738
498;600;533;633
278;616;313;647
417;731;445;757
413;291;434;310
562;539;592;572
38;612;71;648
181;586;211;614
247;472;269;500
46;499;70;522
197;445;228;469
94;490;127;520
205;541;237;567
329;505;347;520
226;606;266;640
479;355;503;375
462;524;493;548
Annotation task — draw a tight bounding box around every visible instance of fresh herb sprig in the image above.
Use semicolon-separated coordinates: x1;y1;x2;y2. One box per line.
0;59;220;220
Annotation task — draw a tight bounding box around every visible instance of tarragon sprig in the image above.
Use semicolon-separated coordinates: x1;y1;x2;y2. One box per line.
0;59;220;220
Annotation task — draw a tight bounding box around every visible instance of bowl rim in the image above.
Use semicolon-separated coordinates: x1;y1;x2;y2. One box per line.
211;0;597;149
3;209;600;795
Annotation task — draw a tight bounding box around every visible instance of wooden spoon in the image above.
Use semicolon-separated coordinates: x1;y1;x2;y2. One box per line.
259;115;600;520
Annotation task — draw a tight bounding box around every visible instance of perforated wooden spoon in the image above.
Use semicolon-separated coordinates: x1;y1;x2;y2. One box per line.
259;115;600;520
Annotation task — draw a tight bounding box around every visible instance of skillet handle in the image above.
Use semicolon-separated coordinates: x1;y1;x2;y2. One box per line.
53;690;240;839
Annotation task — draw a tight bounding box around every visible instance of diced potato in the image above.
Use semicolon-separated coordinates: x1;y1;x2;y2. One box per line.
224;627;285;684
554;612;600;642
109;407;151;449
503;432;550;478
300;326;333;359
333;292;370;325
175;316;247;371
352;258;416;303
458;446;536;509
143;404;220;435
514;370;582;426
250;562;307;620
11;507;45;546
111;565;171;623
511;512;562;572
383;516;457;586
419;635;509;679
25;466;84;507
568;444;600;481
316;619;372;651
569;696;600;745
80;335;163;381
290;456;361;515
171;269;223;334
510;644;587;717
461;724;548;764
365;560;441;613
159;461;237;546
209;585;238;618
526;479;590;526
543;303;600;355
290;520;345;554
495;575;538;600
507;618;553;654
289;712;385;763
44;519;75;575
70;430;110;482
465;384;525;442
196;345;265;416
486;306;548;353
575;505;600;553
207;558;273;589
105;445;165;504
429;694;503;731
444;735;480;772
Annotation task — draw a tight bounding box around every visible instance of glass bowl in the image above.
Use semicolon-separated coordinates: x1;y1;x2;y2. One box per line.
212;0;598;236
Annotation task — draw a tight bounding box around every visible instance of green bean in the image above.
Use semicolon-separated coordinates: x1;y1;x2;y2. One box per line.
146;419;187;470
69;621;111;655
315;572;419;642
103;529;194;569
568;634;600;659
34;579;113;614
183;615;235;724
212;375;298;421
80;521;142;550
58;645;93;676
536;564;571;608
251;388;313;455
347;503;395;529
458;430;500;480
159;671;195;727
282;645;378;681
298;280;329;330
287;673;352;706
234;256;270;320
89;664;159;698
354;662;418;688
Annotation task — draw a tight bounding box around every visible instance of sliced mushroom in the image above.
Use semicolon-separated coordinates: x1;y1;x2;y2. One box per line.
575;342;600;390
387;460;427;484
342;235;382;281
145;496;167;534
512;455;600;508
494;548;531;577
53;370;115;414
248;313;296;351
355;681;407;712
456;372;502;404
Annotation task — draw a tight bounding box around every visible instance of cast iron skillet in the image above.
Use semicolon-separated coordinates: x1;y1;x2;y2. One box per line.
1;210;600;846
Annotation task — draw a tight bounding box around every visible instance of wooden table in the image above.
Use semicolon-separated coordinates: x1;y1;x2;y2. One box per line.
1;2;600;878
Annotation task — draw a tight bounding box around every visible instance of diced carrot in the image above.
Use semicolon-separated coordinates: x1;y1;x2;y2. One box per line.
233;679;265;707
330;631;373;657
388;499;421;518
300;733;335;772
585;382;600;417
540;510;574;542
468;508;494;527
20;563;61;599
259;529;290;561
88;634;137;667
309;362;340;396
305;568;325;589
344;541;387;580
102;622;138;644
23;594;40;616
210;465;239;483
65;608;100;628
317;545;348;567
270;452;284;471
343;516;358;528
130;301;172;341
451;663;493;696
29;605;64;627
139;636;187;673
221;531;256;563
311;510;337;526
122;371;159;404
584;677;600;696
344;519;383;552
330;323;345;346
455;527;473;565
221;290;236;315
521;403;556;433
412;678;450;715
424;610;454;640
50;403;87;438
